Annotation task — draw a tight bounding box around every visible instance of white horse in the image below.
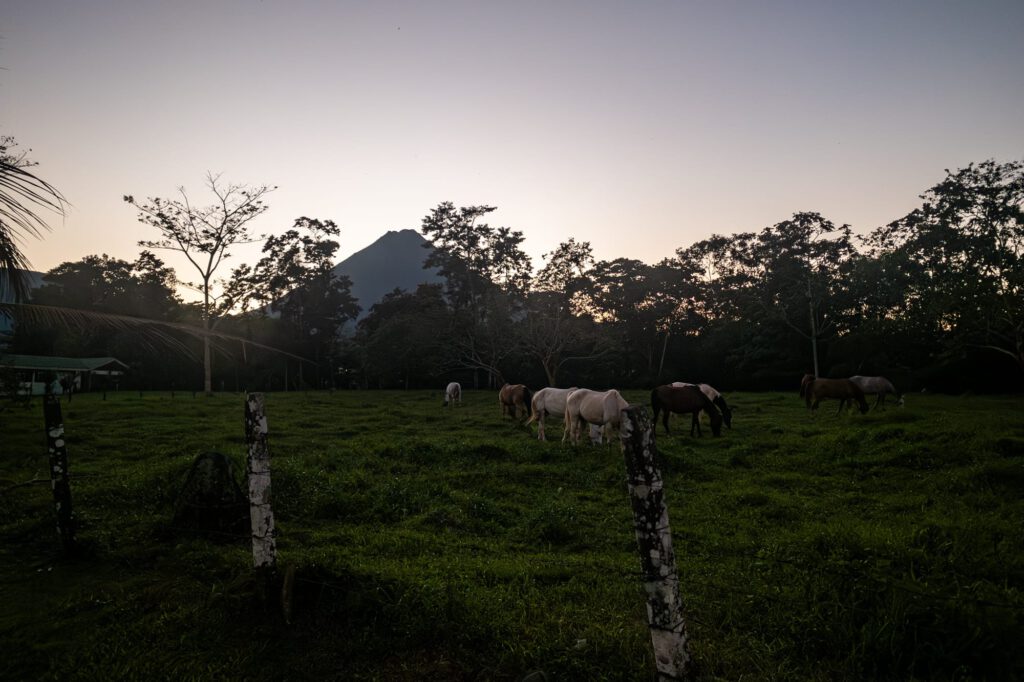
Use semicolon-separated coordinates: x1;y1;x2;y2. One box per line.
525;386;578;441
564;388;629;446
443;382;461;408
849;376;903;409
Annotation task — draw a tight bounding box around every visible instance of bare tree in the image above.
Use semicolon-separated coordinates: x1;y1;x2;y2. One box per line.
125;173;274;394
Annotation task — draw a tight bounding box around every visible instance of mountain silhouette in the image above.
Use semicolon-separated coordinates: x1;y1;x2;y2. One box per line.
333;229;443;320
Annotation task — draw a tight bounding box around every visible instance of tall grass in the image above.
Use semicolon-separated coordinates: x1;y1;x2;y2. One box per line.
1;390;1022;680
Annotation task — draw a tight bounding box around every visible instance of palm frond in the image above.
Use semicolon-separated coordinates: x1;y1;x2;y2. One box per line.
0;303;315;365
0;159;69;301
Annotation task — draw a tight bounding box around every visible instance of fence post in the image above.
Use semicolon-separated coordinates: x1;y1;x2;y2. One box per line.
43;395;77;553
244;393;277;582
619;405;692;681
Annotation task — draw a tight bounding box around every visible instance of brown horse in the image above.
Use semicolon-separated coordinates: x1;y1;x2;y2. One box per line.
799;373;815;398
651;385;722;436
498;383;532;420
803;377;869;415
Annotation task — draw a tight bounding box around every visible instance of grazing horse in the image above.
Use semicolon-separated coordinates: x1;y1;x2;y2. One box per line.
498;383;532;420
849;375;904;410
671;381;734;434
804;377;869;415
564;388;629;445
799;373;815;399
652;385;722;437
443;382;461;408
525;386;578;441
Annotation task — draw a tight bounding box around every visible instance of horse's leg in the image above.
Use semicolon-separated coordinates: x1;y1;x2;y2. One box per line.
835;399;845;416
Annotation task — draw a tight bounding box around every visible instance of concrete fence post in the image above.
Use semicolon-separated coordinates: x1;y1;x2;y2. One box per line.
43;395;77;553
619;405;692;681
244;393;277;577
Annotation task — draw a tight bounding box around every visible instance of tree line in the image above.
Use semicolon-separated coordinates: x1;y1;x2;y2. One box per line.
5;158;1023;394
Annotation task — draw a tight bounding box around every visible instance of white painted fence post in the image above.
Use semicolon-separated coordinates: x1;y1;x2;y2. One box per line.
619;405;692;681
43;394;77;553
244;393;277;576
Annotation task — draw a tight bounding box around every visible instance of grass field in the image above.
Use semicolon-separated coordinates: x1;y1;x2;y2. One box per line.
2;389;1023;681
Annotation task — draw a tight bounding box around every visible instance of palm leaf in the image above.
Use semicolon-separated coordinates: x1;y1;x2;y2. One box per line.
0;303;315;365
0;160;69;301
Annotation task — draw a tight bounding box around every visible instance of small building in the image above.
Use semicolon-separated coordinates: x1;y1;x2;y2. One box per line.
0;354;129;395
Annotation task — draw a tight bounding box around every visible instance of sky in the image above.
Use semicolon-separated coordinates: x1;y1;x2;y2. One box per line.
3;0;1023;286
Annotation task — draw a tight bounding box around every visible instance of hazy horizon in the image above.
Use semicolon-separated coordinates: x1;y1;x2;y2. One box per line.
4;1;1023;282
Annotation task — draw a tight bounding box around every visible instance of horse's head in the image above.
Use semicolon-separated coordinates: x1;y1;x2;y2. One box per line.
709;407;723;436
715;397;733;428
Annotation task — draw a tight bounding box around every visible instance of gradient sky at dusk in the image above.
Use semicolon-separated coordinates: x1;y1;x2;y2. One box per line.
3;1;1023;282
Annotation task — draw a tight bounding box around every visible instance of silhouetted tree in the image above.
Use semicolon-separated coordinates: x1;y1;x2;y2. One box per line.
578;258;684;383
125;173;274;394
521;239;602;386
355;284;448;388
749;212;858;377
866;159;1024;376
235;217;360;387
21;252;182;385
420;202;532;385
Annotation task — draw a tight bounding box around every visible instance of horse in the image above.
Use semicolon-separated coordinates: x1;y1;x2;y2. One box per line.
799;373;815;398
671;381;734;434
443;382;461;408
652;384;722;436
525;386;578;441
804;377;869;415
564;388;629;445
849;375;904;410
498;383;532;420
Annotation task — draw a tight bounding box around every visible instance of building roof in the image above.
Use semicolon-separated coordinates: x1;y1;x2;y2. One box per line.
0;354;129;374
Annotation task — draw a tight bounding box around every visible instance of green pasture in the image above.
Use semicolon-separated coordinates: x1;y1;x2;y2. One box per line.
1;390;1023;680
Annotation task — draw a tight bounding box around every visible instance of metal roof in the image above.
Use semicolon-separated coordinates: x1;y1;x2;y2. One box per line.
0;354;129;373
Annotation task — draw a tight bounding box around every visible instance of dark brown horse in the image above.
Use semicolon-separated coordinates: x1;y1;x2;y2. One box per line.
499;383;532;420
803;376;869;415
651;384;722;436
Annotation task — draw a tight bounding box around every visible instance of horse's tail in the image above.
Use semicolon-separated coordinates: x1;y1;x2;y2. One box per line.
525;392;539;427
650;388;662;422
804;380;814;409
563;398;575;443
523;387;532;417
